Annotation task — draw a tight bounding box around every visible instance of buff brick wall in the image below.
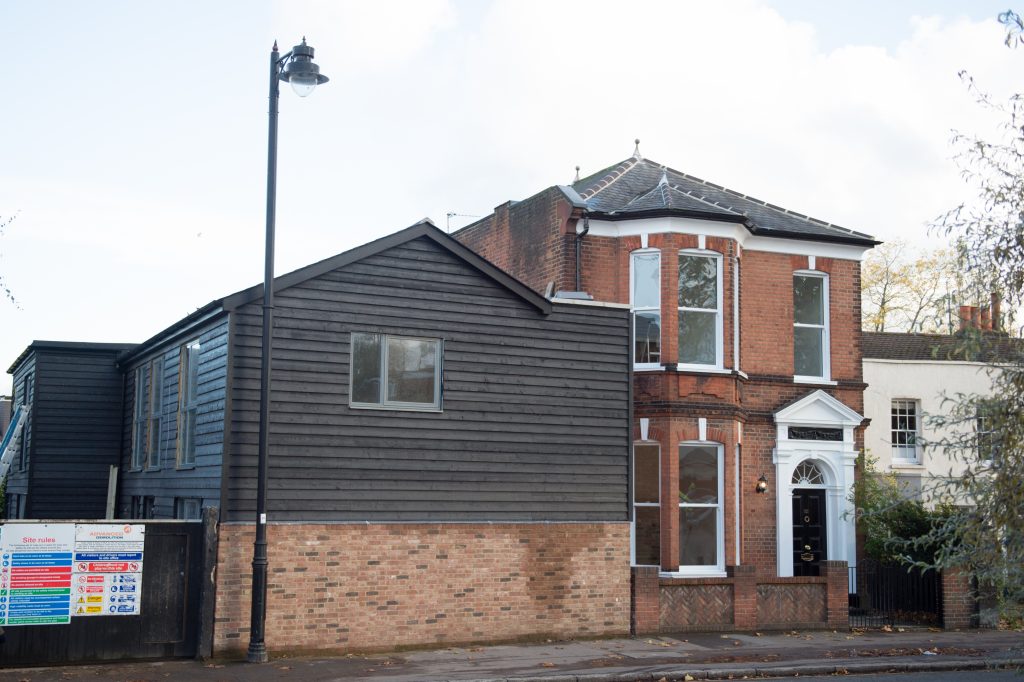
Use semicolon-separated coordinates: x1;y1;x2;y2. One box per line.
213;522;631;655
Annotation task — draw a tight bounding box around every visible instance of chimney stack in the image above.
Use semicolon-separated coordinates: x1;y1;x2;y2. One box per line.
959;305;975;331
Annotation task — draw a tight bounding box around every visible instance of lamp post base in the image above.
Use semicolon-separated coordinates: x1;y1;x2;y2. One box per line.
247;642;269;664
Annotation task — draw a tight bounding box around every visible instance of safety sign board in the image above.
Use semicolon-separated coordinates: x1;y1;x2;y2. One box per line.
71;524;144;617
0;523;75;625
0;523;145;624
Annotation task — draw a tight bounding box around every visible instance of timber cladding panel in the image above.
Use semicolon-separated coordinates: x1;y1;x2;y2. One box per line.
212;522;631;654
224;236;631;523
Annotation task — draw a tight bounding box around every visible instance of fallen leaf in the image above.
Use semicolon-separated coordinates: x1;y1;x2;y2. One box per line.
541;662;557;668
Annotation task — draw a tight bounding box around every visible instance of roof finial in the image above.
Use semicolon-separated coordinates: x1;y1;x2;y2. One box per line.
633;138;642;159
658;170;669;186
573;165;581;183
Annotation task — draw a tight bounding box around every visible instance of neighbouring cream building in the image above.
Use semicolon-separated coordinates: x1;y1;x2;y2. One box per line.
862;325;1010;500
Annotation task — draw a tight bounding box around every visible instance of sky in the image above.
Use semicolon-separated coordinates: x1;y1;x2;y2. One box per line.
0;0;1019;394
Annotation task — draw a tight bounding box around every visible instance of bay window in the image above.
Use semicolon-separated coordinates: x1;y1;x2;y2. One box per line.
678;252;722;368
678;443;724;573
632;444;661;566
631;250;661;366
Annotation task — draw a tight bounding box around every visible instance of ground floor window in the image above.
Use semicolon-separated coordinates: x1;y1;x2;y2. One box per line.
678;443;724;572
632;444;660;566
131;495;156;520
174;497;202;520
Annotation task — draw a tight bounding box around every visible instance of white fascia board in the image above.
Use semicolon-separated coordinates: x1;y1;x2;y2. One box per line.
586;217;872;261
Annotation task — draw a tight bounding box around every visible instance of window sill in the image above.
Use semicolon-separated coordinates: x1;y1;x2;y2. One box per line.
176;464;197;471
659;570;728;579
633;364;664;372
677;365;730;375
350;403;442;413
890;461;924;470
793;376;837;386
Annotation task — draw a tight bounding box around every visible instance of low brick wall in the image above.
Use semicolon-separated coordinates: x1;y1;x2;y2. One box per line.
214;522;631;655
632;561;848;634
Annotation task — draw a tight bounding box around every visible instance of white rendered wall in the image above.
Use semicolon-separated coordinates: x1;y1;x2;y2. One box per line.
863;359;997;494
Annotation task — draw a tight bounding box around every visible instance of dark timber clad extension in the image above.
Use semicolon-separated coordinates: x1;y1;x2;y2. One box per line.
221;230;630;523
6;221;629;524
118;319;229;519
6;343;133;518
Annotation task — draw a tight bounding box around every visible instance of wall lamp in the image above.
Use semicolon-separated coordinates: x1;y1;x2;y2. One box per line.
755;473;769;494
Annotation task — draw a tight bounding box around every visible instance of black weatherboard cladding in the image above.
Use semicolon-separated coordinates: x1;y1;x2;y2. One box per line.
7;344;131;519
224;235;631;523
118;319;229;518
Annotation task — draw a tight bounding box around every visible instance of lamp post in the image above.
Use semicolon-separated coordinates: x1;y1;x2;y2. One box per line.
247;38;328;665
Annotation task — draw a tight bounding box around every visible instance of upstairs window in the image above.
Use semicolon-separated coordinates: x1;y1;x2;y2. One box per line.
631;250;661;366
891;399;920;463
131;364;150;470
350;333;442;410
176;340;201;468
793;272;829;380
678;252;722;368
147;358;163;470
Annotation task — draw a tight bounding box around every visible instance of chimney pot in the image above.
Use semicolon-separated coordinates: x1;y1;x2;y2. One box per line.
991;292;1002;331
980;306;992;330
959;305;974;331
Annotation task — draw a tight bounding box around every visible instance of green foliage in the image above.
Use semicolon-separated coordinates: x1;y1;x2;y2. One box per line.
852;453;950;564
919;13;1024;619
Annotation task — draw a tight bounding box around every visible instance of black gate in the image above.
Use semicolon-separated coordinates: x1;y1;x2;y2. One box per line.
849;559;942;628
0;518;214;667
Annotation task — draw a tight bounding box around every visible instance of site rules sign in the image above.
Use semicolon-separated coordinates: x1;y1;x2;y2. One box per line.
0;523;145;624
0;523;75;625
72;524;145;617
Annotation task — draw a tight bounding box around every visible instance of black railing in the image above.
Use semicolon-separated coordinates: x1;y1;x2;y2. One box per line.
849;559;942;628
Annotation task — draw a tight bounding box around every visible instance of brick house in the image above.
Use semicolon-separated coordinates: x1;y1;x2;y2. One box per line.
456;152;878;631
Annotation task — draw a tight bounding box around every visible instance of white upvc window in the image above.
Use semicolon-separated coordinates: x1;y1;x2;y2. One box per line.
678;251;723;369
631;249;662;368
350;332;442;411
176;340;201;468
677;442;725;574
891;399;921;463
131;365;149;470
793;271;830;381
632;443;661;567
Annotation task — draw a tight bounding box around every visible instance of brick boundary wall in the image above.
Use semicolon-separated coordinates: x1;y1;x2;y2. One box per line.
214;522;630;655
631;561;849;634
941;568;974;629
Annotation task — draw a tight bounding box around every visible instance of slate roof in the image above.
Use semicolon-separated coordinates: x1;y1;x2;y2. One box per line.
569;156;878;246
863;331;1022;363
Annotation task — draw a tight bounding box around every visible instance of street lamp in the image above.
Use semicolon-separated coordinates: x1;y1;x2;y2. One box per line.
248;38;328;665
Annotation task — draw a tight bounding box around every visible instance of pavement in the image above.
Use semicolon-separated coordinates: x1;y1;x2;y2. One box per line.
0;628;1021;682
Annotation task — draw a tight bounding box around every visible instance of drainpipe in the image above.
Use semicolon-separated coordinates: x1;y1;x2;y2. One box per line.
575;212;590;292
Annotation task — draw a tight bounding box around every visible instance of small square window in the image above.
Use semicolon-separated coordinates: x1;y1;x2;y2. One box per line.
350;333;442;410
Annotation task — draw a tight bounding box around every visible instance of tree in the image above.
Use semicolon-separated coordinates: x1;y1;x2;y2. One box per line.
0;212;17;305
861;240;956;333
892;11;1024;622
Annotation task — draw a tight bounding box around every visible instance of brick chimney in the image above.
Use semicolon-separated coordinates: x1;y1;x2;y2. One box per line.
991;292;1002;332
959;305;976;331
980;306;992;330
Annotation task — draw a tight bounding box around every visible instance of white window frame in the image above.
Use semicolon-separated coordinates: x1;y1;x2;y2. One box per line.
349;332;443;411
131;365;148;470
674;441;726;576
630;249;662;369
678;249;724;370
631;443;661;567
891;398;921;464
793;270;831;382
176;340;201;468
174;497;202;520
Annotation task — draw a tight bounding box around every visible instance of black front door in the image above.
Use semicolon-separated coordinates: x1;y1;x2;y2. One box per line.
792;488;827;576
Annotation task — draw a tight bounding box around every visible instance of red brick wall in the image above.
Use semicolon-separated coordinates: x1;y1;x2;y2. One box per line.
214;522;631;655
